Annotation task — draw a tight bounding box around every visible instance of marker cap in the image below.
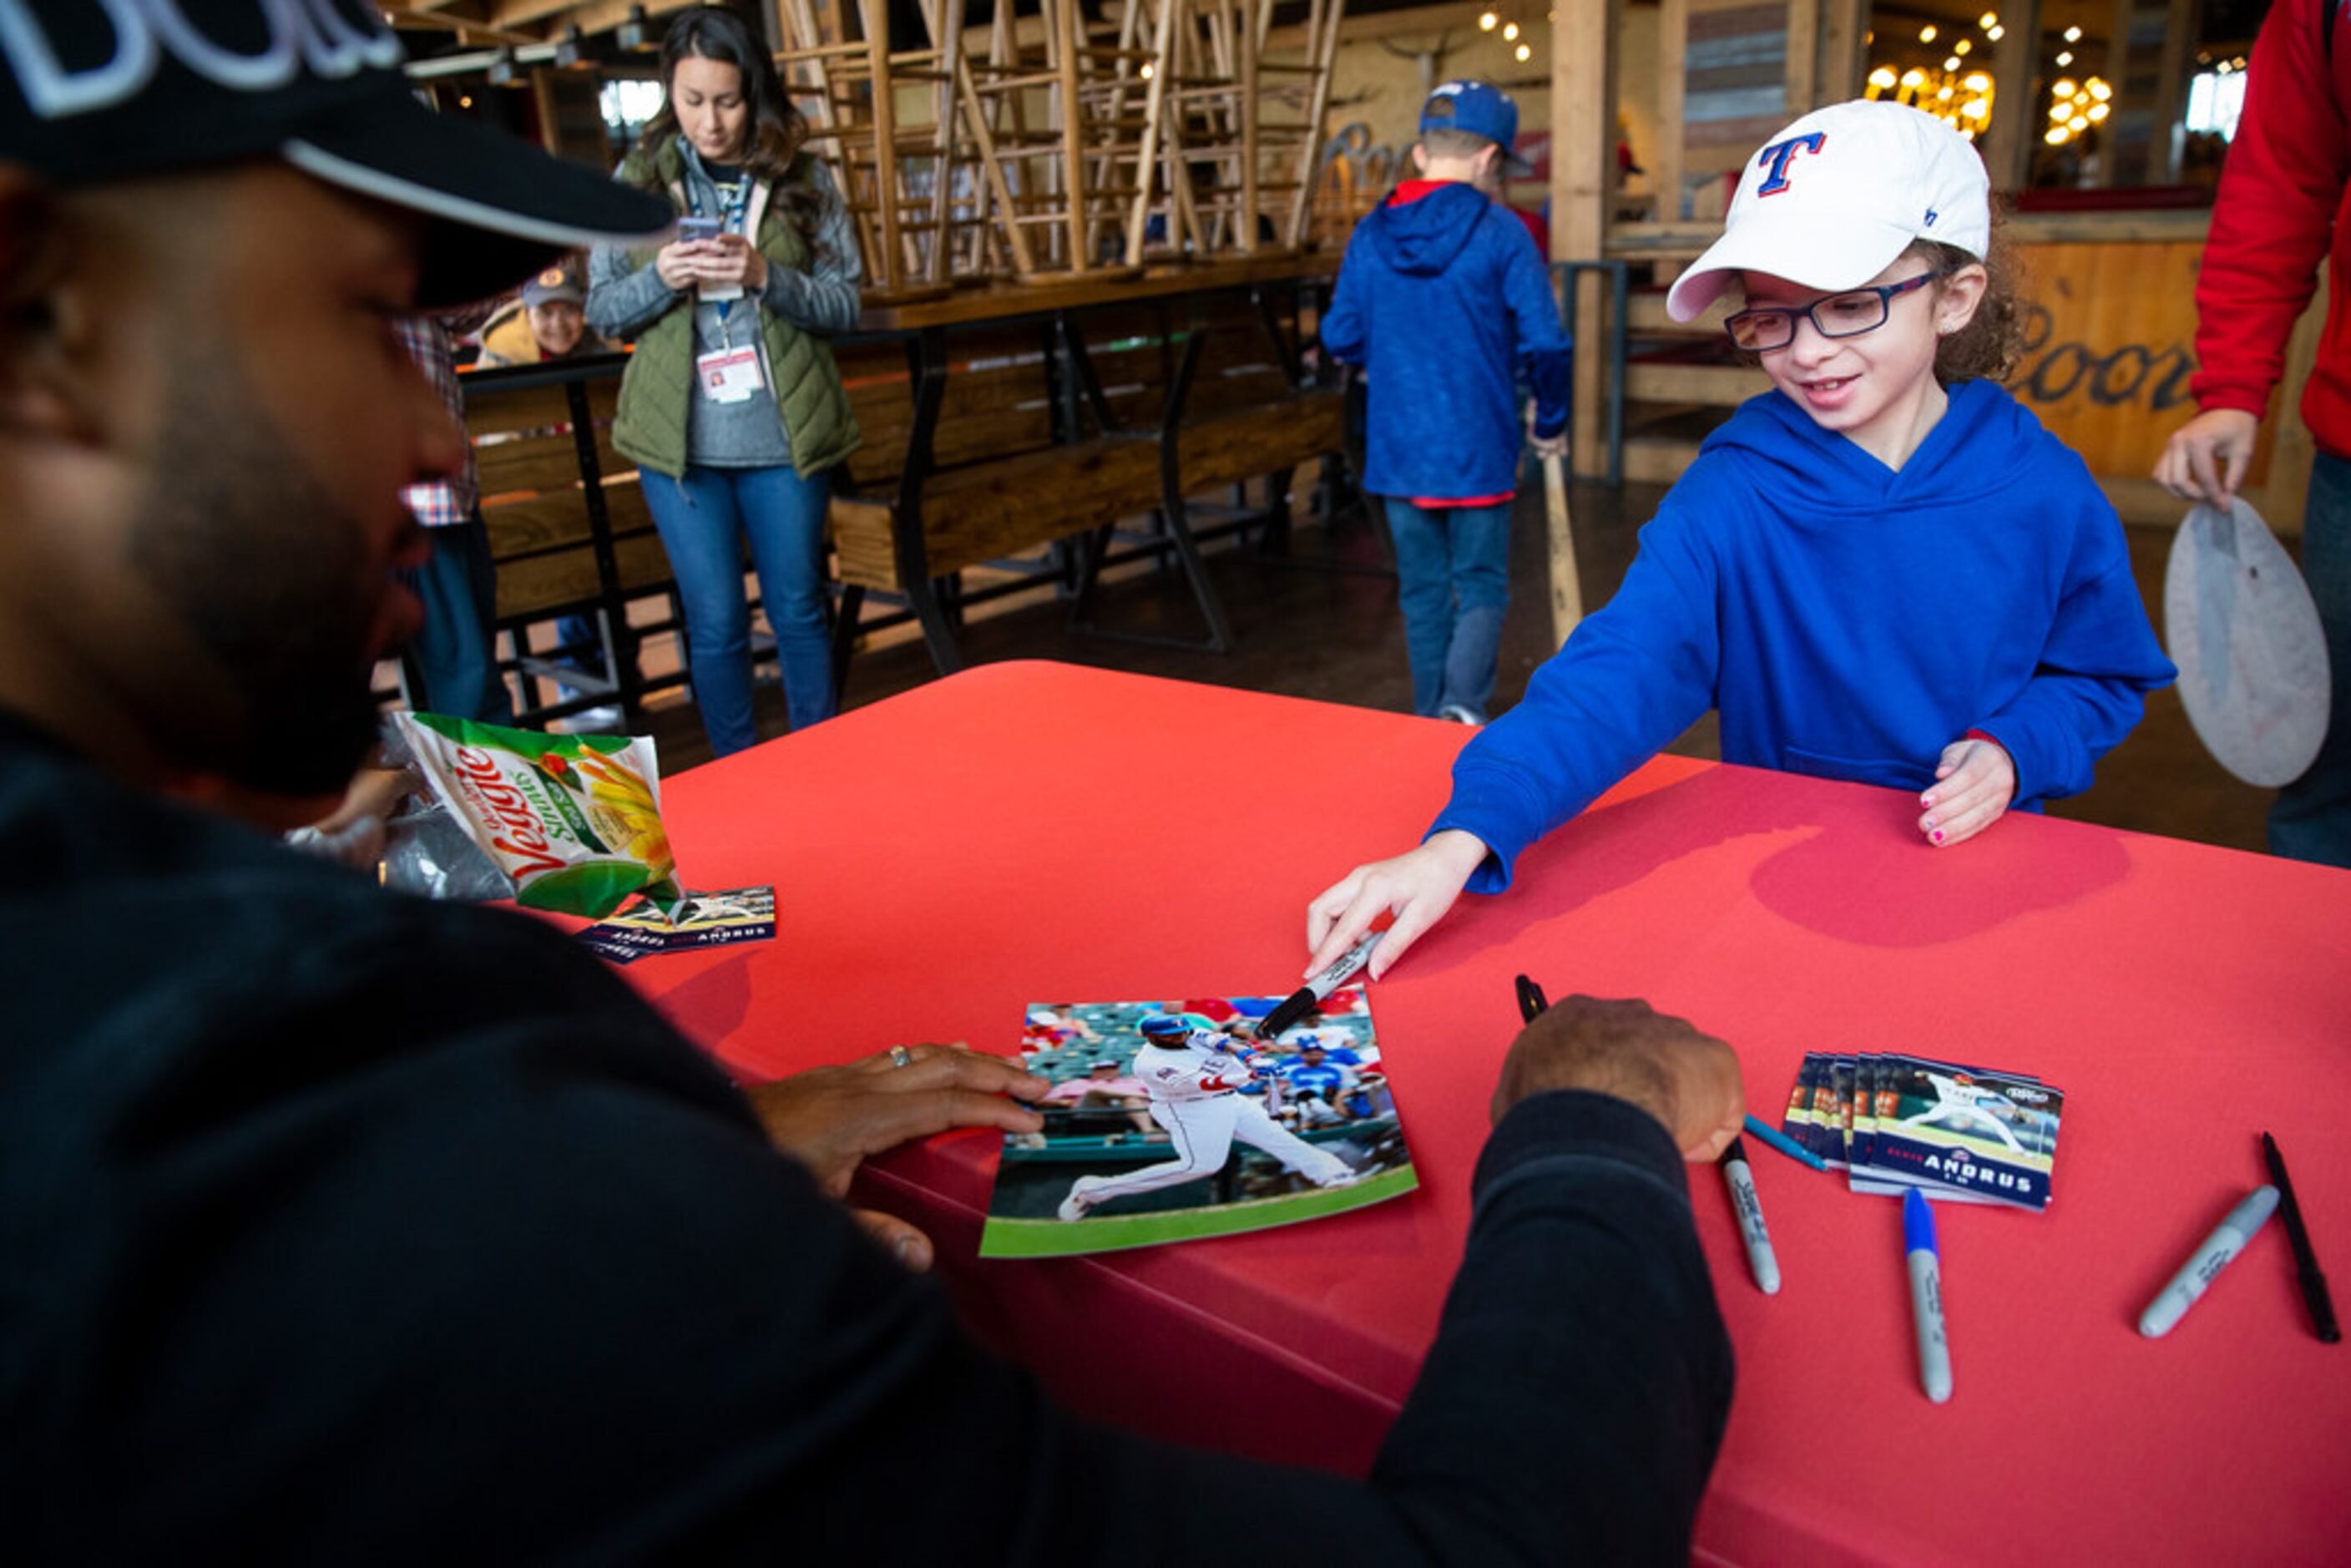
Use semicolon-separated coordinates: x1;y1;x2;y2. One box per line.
1904;1186;1939;1254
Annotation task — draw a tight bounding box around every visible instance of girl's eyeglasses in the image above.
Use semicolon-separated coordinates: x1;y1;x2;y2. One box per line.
1722;271;1947;353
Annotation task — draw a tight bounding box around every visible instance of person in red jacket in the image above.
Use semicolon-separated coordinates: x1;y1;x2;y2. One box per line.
2155;0;2351;867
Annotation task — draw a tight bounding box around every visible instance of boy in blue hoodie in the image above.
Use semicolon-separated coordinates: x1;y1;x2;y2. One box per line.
1322;80;1571;726
1302;101;2176;981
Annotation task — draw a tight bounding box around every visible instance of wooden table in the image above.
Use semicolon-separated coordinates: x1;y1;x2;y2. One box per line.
852;251;1340;333
620;662;2351;1565
827;260;1349;676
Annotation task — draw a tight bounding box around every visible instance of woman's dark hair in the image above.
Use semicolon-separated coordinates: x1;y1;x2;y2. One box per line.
628;6;823;253
1909;205;2027;384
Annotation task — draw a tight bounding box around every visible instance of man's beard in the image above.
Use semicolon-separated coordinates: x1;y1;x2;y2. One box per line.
125;346;397;800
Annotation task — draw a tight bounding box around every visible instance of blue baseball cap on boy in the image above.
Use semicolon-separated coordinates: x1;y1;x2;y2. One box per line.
1419;80;1534;177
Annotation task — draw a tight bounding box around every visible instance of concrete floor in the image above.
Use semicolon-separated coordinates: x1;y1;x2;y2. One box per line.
632;477;2276;857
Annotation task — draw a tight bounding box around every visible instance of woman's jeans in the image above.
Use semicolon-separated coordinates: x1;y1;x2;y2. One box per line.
640;463;834;756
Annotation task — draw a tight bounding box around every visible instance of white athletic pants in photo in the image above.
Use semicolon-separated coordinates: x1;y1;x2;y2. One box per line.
1081;1093;1352;1203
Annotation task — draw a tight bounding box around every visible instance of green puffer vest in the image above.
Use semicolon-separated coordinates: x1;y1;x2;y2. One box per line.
609;142;861;479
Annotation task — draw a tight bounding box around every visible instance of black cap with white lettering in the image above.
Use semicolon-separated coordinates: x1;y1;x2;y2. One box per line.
0;0;672;305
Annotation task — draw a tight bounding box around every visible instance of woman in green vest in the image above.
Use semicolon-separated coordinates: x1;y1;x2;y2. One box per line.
586;6;861;756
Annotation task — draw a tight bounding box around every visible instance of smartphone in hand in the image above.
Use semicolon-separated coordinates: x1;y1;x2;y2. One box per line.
675;215;721;244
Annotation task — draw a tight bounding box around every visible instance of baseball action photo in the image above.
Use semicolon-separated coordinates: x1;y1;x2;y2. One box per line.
982;996;1418;1258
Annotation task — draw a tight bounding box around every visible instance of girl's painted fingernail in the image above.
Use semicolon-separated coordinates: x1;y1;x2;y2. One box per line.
1932;830;1945;844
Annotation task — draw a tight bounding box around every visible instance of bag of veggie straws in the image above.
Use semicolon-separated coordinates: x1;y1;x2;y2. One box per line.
393;713;680;918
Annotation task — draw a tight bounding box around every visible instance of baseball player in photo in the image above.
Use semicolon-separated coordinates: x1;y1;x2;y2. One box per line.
1058;1014;1358;1222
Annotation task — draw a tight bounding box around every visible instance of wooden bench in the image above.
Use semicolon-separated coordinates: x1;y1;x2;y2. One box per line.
463;361;679;725
827;277;1351;675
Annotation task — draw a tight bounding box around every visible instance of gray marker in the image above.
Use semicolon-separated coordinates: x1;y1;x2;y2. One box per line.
1719;1139;1782;1294
1904;1188;1952;1404
2140;1185;2280;1339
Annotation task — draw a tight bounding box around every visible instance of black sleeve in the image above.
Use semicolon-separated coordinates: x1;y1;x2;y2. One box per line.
61;894;1732;1566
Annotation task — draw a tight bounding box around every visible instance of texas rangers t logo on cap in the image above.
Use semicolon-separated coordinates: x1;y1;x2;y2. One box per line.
1754;131;1827;196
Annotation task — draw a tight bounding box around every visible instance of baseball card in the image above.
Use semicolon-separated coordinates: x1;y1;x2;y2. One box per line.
1782;1055;1823;1161
1856;1055;2060;1211
980;994;1418;1258
575;884;776;964
1780;1050;2060;1209
1825;1053;1858;1168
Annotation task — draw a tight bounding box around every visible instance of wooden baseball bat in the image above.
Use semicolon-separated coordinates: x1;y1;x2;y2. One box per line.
1543;450;1584;648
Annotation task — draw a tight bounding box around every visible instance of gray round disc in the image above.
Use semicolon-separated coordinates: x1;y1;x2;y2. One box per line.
2163;497;2331;787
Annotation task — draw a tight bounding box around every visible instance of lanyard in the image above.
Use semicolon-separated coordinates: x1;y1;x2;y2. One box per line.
690;172;751;236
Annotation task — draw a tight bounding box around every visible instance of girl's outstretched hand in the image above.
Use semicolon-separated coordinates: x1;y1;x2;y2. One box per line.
1305;829;1491;981
1919;736;2015;848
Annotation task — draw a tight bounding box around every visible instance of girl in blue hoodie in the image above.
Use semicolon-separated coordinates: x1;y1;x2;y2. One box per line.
1302;100;2175;981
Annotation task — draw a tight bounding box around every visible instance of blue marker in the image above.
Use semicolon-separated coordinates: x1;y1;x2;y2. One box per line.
1905;1189;1953;1404
1744;1113;1829;1172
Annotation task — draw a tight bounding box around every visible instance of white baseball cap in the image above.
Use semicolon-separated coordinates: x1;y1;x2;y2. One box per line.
1666;100;1992;322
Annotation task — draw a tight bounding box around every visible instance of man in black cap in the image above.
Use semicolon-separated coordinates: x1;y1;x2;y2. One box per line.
0;4;1739;1561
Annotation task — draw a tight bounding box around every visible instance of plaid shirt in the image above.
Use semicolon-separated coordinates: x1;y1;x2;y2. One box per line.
395;316;479;526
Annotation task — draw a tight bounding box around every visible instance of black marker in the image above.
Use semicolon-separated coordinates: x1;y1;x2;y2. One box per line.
1260;930;1385;1039
1515;974;1550;1024
2263;1132;2340;1344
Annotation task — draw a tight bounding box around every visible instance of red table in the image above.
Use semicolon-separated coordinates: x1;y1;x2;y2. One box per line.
625;661;2350;1565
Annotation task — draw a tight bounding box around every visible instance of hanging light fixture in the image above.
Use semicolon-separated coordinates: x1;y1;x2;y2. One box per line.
616;5;651;50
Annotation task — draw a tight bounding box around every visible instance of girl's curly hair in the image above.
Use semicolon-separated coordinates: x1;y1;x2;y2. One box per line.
1909;205;2028;384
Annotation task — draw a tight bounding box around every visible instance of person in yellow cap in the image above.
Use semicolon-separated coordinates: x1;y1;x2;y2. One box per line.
478;260;611;367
